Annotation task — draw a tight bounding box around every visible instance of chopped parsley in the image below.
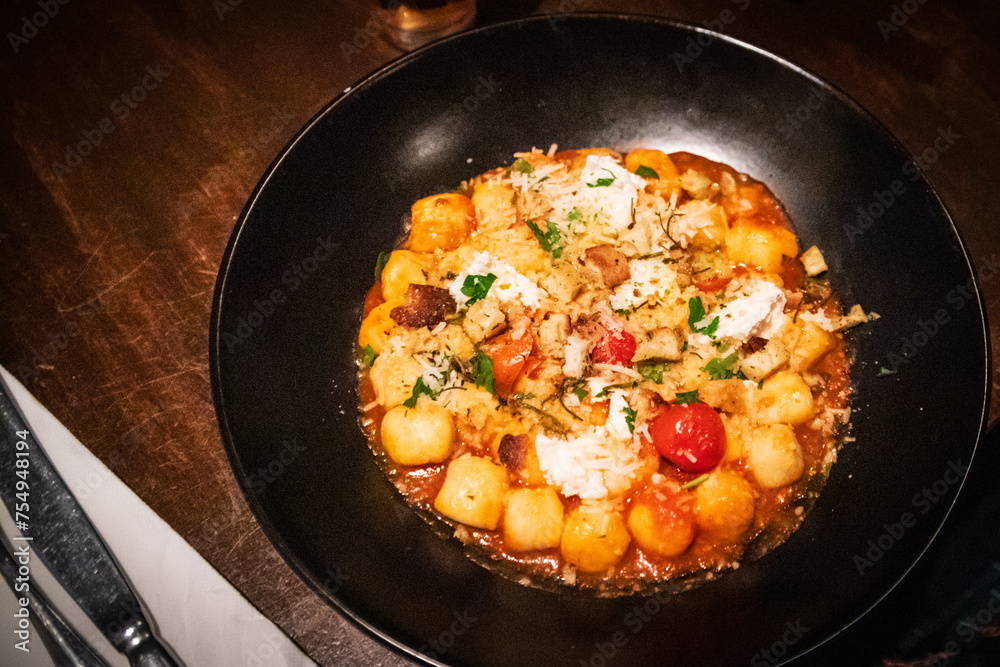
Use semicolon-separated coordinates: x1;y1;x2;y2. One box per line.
878;367;897;377
403;377;436;408
567;207;585;223
511;157;533;174
470;349;495;394
586;169;617;188
361;344;377;368
374;251;391;281
634;165;658;179
637;360;666;383
623;406;637;434
673;389;700;404
687;296;720;337
526;220;563;258
572;383;588;401
461;273;497;306
702;351;747;381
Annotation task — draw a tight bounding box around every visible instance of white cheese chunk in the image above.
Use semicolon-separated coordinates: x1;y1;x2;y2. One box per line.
609;257;678;311
606;391;633;440
714;279;787;342
449;251;546;310
579;155;646;231
563;334;591;378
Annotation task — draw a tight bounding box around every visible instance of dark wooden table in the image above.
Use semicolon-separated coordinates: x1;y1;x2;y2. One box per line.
1;1;997;664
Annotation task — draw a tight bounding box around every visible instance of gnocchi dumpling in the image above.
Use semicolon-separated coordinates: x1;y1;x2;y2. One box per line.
503;487;564;552
381;403;455;465
560;504;631;573
755;371;816;425
694;471;757;540
434;455;509;530
746;424;804;488
408;193;476;252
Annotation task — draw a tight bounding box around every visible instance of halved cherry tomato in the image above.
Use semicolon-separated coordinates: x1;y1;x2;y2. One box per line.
694;274;733;293
591;329;637;366
484;333;533;396
647;402;726;473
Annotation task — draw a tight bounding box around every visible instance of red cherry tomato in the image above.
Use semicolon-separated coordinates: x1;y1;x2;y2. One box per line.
591;329;637;366
647;402;726;473
694;274;733;292
483;332;534;396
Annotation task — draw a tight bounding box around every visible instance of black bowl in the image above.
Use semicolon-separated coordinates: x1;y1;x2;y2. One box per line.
209;14;989;666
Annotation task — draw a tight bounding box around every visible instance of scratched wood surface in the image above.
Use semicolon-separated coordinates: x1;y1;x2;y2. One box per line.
0;0;997;664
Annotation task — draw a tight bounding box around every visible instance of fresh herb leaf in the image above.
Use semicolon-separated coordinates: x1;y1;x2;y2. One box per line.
673;389;700;404
702;351;746;381
511;157;533;174
526;220;563;259
635;165;658;179
687;296;720;337
567;207;584;223
461;273;498;306
681;473;711;490
614;308;632;320
586;169;617;188
682;341;689;352
572;384;588;401
878;367;897;377
510;392;536;402
374;251;391;281
637;360;666;383
623;406;637;434
403;377;435;408
361;344;377;368
470;349;495;394
596;382;637;398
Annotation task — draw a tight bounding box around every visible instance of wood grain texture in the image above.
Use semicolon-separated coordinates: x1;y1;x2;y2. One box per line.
0;0;996;664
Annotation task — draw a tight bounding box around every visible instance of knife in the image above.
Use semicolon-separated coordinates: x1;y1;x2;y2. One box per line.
0;373;183;667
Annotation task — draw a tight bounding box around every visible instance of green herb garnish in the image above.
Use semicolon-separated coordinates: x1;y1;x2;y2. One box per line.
637;361;666;383
586;169;617;188
702;351;746;381
623;406;637;434
361;344;377;368
687;296;720;337
526;220;563;259
470;349;495;394
461;273;498;306
403;377;435;408
681;473;711;489
878;367;897;377
673;389;700;404
374;251;391;281
634;165;658;179
511;157;533;174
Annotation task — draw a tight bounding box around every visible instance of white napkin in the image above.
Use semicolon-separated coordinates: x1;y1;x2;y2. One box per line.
0;366;316;667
